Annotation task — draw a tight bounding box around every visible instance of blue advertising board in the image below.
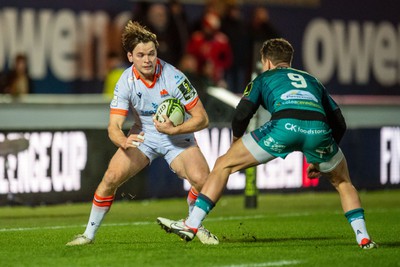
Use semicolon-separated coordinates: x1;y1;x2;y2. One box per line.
1;127;399;206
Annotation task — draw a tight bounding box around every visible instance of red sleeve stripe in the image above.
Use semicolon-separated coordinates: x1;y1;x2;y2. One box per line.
184;96;199;111
110;108;129;116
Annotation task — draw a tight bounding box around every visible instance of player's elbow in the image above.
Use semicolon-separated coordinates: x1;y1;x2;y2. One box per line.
199;112;209;130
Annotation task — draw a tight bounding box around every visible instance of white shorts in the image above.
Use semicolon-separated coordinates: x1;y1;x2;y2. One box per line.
130;129;196;165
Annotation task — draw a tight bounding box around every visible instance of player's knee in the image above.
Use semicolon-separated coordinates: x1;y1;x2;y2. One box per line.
328;176;343;188
102;169;123;189
188;172;207;188
213;156;234;174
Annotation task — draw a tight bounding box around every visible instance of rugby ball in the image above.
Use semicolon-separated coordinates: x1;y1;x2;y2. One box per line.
155;98;185;126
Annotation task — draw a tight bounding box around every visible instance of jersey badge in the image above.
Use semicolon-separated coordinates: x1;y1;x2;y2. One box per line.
243;82;253;97
111;96;118;107
178;79;195;100
160;89;170;98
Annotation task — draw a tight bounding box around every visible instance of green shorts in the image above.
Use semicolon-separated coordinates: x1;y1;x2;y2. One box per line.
243;119;340;166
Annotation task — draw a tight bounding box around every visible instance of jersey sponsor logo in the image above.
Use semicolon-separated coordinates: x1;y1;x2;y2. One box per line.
284;123;327;135
281;100;321;109
175;75;184;85
315;144;334;158
139;103;158;116
281;90;318;102
243;82;253;97
263;136;286;153
178;79;195;100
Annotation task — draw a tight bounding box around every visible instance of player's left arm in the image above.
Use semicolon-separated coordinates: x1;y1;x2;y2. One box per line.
154;98;209;135
322;92;347;144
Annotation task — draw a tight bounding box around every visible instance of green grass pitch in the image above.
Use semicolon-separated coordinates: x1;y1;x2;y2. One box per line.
0;189;399;267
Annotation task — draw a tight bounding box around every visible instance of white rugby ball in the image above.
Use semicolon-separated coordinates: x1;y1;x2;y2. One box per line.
155;98;185;126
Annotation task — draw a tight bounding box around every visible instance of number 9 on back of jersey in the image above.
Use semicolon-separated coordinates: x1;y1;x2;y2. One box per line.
155;98;185;126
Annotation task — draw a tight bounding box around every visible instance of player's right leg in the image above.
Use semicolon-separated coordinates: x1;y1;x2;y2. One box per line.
179;138;262;238
166;146;219;244
66;147;149;246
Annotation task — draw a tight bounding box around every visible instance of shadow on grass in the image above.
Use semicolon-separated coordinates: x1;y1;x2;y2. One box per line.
220;235;339;244
379;241;400;248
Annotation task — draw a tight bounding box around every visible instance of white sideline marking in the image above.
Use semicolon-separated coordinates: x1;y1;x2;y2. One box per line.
0;213;311;232
219;260;303;267
0;221;151;232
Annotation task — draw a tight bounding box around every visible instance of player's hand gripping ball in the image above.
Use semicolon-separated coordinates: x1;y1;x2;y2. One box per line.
155;98;185;126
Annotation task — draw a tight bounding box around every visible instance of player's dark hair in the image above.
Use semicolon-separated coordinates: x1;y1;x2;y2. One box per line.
121;20;159;53
260;38;293;66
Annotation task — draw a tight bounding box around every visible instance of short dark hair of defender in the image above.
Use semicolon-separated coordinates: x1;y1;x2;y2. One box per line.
260;38;294;66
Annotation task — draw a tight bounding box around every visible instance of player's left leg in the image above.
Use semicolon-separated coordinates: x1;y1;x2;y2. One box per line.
319;152;377;249
170;145;209;216
187;187;199;215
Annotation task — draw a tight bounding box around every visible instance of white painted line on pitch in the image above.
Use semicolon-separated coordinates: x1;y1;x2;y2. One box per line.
0;212;311;233
218;260;303;267
0;221;152;232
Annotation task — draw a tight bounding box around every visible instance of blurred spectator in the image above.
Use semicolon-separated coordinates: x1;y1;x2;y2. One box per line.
178;53;210;104
221;4;251;93
103;52;128;99
168;0;190;56
145;3;184;66
131;1;149;24
0;54;32;95
186;11;233;88
249;6;280;75
188;0;230;34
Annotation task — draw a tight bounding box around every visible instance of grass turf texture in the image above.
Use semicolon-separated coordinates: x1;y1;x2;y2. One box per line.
0;189;399;267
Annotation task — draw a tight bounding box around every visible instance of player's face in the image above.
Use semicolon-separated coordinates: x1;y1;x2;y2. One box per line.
127;42;158;79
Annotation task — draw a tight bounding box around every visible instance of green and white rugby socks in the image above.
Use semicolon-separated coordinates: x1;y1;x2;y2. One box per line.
185;193;215;229
345;208;371;245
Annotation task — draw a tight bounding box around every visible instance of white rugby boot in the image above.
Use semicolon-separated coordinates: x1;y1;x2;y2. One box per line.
157;217;218;244
360;238;377;249
66;234;93;246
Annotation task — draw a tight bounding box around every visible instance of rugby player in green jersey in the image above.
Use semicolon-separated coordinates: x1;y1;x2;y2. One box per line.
158;38;377;249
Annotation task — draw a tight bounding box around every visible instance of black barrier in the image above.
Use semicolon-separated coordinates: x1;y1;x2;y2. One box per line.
0;127;399;206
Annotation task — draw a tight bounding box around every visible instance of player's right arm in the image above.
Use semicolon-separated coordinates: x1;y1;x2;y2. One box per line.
108;113;144;149
108;113;128;148
231;99;257;141
231;80;260;141
108;68;144;149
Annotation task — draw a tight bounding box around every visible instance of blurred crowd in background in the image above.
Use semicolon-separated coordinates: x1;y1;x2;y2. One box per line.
0;0;280;98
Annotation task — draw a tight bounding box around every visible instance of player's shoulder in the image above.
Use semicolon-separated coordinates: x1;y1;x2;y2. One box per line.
159;59;186;81
159;59;181;73
287;67;316;79
117;65;133;82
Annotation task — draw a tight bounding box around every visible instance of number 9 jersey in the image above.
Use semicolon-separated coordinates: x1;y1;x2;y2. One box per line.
243;67;339;116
